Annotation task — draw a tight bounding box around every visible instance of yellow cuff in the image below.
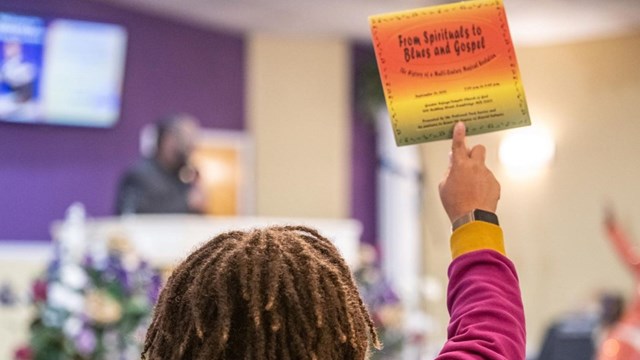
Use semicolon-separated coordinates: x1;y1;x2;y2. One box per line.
450;221;505;259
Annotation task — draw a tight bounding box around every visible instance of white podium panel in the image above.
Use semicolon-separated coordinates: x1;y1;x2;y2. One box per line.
53;215;362;269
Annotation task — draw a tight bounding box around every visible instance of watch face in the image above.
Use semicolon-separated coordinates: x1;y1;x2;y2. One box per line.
473;209;499;226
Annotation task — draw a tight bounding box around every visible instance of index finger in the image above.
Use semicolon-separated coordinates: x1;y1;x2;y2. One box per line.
451;122;468;162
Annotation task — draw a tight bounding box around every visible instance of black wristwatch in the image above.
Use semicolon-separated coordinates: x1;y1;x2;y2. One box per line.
452;209;499;231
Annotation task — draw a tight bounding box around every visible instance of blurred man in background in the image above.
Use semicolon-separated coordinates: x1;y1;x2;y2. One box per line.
115;113;205;215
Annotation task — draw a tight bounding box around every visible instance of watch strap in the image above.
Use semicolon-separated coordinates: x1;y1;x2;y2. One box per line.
452;209;499;232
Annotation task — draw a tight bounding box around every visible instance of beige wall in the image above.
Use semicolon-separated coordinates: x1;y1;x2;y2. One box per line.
246;34;351;218
421;34;640;352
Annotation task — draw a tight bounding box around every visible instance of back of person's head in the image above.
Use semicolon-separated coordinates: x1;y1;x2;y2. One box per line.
142;226;380;360
599;292;625;327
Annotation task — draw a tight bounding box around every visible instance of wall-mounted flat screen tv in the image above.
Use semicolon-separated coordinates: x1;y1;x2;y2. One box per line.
0;12;127;127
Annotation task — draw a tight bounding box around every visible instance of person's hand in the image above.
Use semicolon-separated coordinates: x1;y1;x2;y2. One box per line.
439;122;500;223
185;168;208;214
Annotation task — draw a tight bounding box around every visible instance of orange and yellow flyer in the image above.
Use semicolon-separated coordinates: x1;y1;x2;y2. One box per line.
369;0;530;145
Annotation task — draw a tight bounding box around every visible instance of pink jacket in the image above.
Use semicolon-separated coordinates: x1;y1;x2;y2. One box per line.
437;222;526;359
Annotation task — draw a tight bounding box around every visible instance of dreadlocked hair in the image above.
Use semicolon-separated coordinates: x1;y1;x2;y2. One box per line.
142;225;381;360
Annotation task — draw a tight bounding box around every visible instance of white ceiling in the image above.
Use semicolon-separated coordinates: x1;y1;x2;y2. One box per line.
98;0;640;46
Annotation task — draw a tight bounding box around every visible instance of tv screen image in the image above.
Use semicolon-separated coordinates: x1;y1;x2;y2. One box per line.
0;12;127;127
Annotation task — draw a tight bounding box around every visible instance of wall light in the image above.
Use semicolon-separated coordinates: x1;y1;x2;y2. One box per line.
201;158;232;185
499;125;555;178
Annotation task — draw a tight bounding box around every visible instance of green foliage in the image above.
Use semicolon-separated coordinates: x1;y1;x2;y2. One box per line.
356;58;386;124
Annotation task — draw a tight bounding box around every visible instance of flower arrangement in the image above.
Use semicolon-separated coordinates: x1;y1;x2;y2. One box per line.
354;244;405;359
15;234;161;360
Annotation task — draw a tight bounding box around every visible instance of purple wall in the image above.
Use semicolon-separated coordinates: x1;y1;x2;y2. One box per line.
351;44;379;245
0;0;245;240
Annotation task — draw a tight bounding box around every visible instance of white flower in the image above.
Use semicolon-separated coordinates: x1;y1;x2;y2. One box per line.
63;316;84;338
60;264;88;290
48;283;84;313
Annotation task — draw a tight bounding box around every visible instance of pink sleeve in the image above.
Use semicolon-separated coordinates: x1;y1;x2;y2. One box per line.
436;250;526;359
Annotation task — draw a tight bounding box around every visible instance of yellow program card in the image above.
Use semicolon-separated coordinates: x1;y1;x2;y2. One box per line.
369;0;530;146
